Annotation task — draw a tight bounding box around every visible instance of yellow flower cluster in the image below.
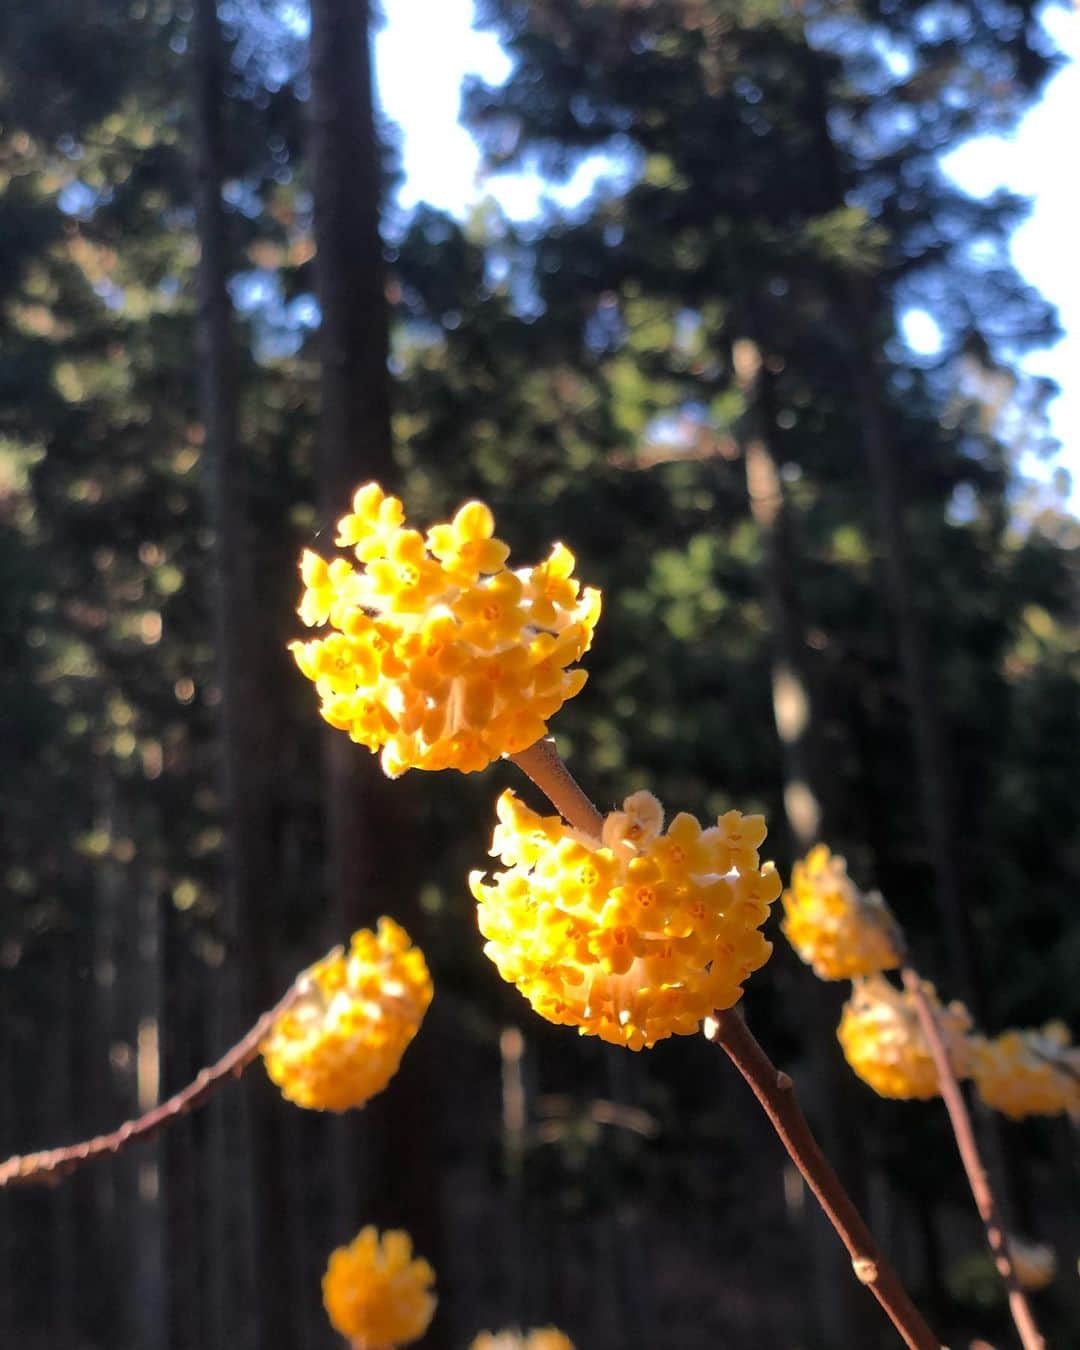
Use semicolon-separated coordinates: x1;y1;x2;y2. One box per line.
470;789;780;1050
323;1227;436;1349
1008;1236;1057;1292
970;1022;1080;1121
261;919;432;1112
781;844;901;980
470;1330;577;1350
838;974;974;1100
291;484;601;777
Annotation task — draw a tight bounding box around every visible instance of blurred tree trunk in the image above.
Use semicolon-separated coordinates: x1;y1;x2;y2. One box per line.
307;0;405;932
47;931;77;1346
162;896;202;1350
131;830;165;1350
733;334;875;1349
307;1;444;1327
847;299;980;1004
797;39;981;1012
797;27;1020;1249
308;0;393;524
734;338;824;852
845;292;1026;1233
191;1;289;1346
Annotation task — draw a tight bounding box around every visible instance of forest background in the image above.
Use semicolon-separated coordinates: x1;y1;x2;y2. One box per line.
0;0;1077;1348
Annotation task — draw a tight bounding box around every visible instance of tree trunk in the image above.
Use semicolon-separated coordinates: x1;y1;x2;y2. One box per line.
798;24;1020;1248
191;1;289;1345
798;37;980;1012
734;338;824;853
131;825;165;1350
847;303;981;1007
733;335;875;1349
307;0;401;937
306;3;444;1330
308;0;394;525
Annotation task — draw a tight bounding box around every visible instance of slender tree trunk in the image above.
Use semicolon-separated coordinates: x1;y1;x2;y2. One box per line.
191;2;289;1345
733;335;876;1349
307;5;444;1332
308;0;394;524
798;22;1022;1255
798;37;980;1011
47;931;77;1346
307;0;401;936
131;833;165;1350
846;304;981;1007
734;338;824;852
163;895;201;1350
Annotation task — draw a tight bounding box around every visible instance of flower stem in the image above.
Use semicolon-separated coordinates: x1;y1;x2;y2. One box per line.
900;965;1045;1350
511;737;604;838
0;962;316;1189
510;740;941;1348
705;1009;941;1349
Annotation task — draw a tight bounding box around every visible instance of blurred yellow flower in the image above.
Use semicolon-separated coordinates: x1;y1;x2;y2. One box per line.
323;1226;436;1349
781;844;901;980
838;973;974;1100
971;1022;1079;1121
1008;1236;1057;1292
470;1329;577;1350
261;918;432;1112
291;484;601;777
471;789;780;1050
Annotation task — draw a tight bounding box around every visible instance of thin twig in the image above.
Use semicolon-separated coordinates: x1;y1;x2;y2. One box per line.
0;966;315;1190
705;1009;941;1349
510;740;941;1349
510;737;604;838
901;965;1046;1350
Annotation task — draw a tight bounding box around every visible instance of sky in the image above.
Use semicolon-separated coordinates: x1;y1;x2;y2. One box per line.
375;0;1080;503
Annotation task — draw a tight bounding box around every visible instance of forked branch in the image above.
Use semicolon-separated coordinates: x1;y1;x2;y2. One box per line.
512;737;942;1350
901;965;1045;1350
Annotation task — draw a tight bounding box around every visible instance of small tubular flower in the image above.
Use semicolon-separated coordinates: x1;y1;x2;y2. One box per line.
838;974;974;1100
261;919;432;1112
470;1330;577;1350
970;1022;1080;1121
1008;1236;1057;1292
781;844;901;980
470;790;780;1051
323;1226;436;1350
291;484;601;777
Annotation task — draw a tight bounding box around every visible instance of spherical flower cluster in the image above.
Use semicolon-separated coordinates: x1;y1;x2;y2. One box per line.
781;843;901;980
290;484;601;777
1008;1236;1057;1293
970;1022;1080;1121
323;1226;436;1349
470;789;781;1050
261;918;432;1112
838;974;974;1100
470;1330;577;1350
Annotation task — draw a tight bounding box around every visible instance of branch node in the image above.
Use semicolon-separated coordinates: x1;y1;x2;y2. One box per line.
853;1257;879;1285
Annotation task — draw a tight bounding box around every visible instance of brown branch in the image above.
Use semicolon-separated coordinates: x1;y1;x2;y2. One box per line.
901;966;1046;1350
705;1009;941;1349
510;737;604;838
511;740;941;1348
0;966;314;1190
